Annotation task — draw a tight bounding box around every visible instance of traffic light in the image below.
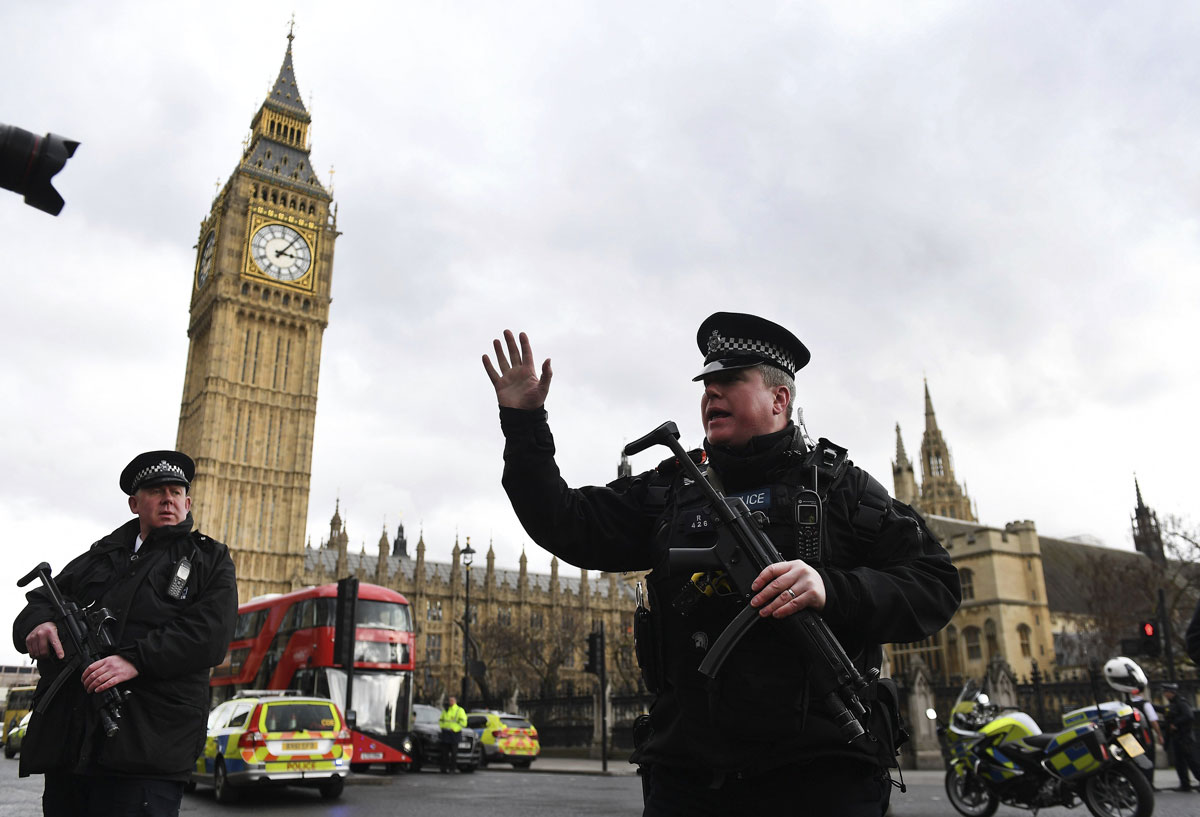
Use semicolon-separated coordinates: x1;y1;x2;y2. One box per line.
584;631;602;675
1139;621;1161;658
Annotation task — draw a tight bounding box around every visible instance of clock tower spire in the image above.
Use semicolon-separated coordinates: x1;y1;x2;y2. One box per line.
177;30;338;601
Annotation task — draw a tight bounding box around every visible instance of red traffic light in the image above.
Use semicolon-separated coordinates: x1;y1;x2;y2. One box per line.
1142;621;1156;637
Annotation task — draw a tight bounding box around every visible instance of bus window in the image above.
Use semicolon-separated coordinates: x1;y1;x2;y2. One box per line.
281;603;303;635
356;601;412;632
298;600;315;629
313;598;335;627
233;609;266;641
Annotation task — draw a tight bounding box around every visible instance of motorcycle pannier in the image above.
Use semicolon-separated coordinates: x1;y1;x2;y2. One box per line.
1042;725;1106;779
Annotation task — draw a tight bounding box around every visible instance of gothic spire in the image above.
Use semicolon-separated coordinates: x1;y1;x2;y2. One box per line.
924;378;939;434
265;28;309;118
895;422;909;465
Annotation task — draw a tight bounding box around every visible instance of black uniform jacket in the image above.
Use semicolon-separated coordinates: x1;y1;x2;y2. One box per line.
12;513;237;779
500;407;960;773
1165;695;1197;739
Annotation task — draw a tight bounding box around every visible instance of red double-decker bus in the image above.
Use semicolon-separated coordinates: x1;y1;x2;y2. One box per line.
210;582;416;771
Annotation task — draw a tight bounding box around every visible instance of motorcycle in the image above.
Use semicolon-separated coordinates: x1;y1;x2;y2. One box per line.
927;680;1154;817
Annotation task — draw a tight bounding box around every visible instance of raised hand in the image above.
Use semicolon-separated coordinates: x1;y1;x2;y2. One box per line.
482;330;553;410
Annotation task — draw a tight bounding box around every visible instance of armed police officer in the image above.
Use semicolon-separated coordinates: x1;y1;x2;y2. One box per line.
483;313;961;816
13;451;238;817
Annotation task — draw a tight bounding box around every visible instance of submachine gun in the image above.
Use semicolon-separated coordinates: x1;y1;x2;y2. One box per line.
624;421;877;744
18;562;128;736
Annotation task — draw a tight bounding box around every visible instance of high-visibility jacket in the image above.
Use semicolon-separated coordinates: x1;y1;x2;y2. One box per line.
439;704;467;733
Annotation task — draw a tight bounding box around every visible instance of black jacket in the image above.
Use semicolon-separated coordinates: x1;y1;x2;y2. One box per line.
1165;695;1197;739
12;513;237;779
500;408;960;772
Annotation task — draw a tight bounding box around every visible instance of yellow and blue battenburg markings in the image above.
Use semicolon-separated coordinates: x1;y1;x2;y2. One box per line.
978;746;1022;782
1041;725;1104;778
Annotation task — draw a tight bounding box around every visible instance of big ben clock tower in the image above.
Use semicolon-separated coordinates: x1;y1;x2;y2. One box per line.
177;30;337;601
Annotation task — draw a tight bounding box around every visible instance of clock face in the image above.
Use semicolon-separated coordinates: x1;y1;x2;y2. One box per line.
196;231;215;288
250;223;312;282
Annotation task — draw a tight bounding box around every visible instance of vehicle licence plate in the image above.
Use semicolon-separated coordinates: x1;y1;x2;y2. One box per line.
1116;733;1144;758
284;741;318;751
360;752;384;760
286;761;317;771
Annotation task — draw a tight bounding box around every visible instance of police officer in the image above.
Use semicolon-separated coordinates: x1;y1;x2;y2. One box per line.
438;695;467;773
13;450;238;817
1162;683;1200;792
483;314;961;816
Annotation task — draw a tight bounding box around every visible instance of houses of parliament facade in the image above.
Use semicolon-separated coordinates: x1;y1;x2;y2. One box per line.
177;35;1168;702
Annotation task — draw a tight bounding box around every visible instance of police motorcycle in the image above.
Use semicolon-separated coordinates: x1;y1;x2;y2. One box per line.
928;679;1154;817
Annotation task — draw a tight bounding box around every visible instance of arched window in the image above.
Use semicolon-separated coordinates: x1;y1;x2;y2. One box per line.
959;568;975;601
946;625;961;676
985;619;999;659
963;627;982;661
1017;624;1032;658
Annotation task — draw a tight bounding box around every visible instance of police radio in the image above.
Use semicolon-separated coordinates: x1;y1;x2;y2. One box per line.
795;479;823;564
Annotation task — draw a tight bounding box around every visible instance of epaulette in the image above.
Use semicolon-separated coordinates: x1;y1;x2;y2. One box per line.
800;438;892;539
790;437;851;496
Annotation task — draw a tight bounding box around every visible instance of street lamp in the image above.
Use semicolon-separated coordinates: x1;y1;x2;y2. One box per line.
461;537;475;709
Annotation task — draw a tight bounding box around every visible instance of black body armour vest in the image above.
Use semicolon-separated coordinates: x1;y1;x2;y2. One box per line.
633;428;892;773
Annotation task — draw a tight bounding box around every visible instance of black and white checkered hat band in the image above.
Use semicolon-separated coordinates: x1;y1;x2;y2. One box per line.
131;460;187;490
706;330;796;373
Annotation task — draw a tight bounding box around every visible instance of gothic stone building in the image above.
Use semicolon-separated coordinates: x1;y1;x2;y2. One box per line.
888;381;1172;683
302;504;638;702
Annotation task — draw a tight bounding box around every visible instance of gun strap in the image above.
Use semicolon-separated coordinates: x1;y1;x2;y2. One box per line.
34;655;82;713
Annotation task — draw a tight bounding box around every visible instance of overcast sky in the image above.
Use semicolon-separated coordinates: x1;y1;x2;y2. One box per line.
2;1;1198;666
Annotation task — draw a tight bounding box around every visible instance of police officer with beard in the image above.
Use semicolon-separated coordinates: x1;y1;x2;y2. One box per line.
14;451;237;817
483;314;961;816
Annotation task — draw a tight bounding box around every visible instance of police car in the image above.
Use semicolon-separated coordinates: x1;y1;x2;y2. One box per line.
192;691;351;803
3;712;30;759
467;710;540;768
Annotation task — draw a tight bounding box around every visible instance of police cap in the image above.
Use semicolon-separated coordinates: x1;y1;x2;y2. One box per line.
692;312;810;382
119;450;195;495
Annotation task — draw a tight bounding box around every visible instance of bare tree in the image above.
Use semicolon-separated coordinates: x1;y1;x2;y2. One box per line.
1071;516;1200;676
473;609;590;697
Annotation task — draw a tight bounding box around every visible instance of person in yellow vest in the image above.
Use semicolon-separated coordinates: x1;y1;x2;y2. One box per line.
438;696;468;773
